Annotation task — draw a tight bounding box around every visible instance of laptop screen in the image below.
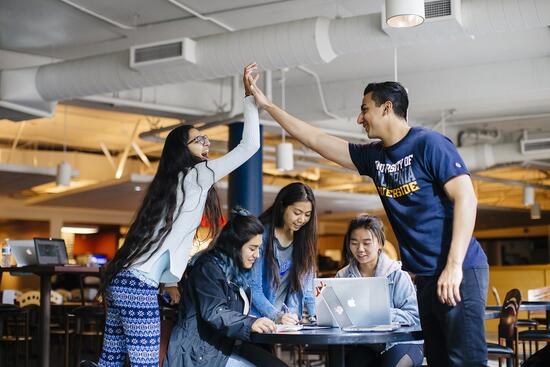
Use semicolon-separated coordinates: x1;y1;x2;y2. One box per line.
7;239;37;266
33;238;68;265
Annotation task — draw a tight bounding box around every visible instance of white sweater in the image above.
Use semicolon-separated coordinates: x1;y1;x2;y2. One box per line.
129;96;260;284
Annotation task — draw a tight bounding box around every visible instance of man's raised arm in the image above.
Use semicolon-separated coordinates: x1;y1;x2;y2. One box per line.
245;63;356;170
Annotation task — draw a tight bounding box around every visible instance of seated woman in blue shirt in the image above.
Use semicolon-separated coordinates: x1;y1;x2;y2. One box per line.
250;182;317;325
336;214;423;367
165;209;287;367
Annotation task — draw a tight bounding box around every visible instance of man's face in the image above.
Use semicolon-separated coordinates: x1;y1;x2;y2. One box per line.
356;92;386;139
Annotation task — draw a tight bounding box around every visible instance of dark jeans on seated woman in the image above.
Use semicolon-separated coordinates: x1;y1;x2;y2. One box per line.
226;342;288;367
346;343;423;367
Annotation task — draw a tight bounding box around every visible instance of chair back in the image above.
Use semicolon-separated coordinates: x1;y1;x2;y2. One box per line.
527;286;550;301
50;290;64;305
17;290;64;306
498;288;521;341
492;286;501;306
18;290;41;307
54;288;72;302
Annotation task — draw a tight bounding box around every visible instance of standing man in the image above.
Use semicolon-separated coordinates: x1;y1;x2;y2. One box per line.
245;64;488;367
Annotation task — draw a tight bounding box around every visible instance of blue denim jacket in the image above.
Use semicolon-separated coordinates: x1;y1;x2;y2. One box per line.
249;228;316;320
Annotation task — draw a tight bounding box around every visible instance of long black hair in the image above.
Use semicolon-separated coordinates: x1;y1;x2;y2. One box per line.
103;125;222;288
205;208;264;287
342;214;385;266
259;182;317;293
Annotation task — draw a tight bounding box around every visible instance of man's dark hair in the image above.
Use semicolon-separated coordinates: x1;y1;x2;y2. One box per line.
363;82;408;120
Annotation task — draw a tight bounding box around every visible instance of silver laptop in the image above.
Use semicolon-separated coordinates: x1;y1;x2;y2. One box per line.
314;277;393;329
321;285;399;332
7;239;38;266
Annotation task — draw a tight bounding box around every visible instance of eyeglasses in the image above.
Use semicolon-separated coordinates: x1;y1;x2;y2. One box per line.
187;135;210;146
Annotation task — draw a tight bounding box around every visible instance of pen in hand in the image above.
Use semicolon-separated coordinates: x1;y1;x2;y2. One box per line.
281;303;299;325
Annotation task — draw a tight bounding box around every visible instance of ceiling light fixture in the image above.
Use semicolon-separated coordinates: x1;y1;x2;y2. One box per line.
385;0;425;28
523;186;535;206
61;225;99;234
57;105;72;186
56;161;72;187
276;68;294;171
530;203;541;220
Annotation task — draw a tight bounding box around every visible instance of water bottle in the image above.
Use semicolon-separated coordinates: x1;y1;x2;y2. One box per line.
1;244;12;267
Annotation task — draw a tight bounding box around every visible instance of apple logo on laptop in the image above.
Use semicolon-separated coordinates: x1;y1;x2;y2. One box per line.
334;306;344;315
26;249;33;256
347;297;357;308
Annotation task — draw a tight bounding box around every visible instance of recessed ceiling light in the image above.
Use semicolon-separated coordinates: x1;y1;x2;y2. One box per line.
61;226;99;234
385;0;425;28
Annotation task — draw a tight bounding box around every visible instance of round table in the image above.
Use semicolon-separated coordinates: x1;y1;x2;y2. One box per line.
251;326;423;367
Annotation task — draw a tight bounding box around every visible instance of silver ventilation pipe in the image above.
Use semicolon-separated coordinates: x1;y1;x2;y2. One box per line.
1;0;549;120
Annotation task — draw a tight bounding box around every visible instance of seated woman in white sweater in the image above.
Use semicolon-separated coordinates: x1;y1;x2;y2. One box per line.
94;64;261;367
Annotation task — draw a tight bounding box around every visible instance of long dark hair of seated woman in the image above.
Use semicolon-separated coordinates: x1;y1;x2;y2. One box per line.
194;209;264;286
259;182;317;293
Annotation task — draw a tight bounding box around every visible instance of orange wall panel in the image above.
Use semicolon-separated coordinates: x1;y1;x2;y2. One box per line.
73;231;118;259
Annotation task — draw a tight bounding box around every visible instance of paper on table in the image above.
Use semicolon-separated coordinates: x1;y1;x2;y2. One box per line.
1;290;16;304
276;324;304;332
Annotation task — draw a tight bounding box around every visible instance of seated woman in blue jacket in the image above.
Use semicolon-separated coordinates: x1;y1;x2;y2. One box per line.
165;209;287;367
250;182;317;325
336;214;423;367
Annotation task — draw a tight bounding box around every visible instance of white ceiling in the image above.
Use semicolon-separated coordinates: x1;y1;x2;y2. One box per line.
1;0;549;128
1;0;550;216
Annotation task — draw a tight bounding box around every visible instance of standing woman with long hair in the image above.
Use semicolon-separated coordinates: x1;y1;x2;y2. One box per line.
96;64;261;367
250;182;318;325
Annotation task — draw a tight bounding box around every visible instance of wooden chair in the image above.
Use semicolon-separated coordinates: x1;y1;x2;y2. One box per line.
18;290;40;307
64;270;106;367
0;303;31;367
493;287;538;326
55;288;73;302
492;286;501;305
493;286;540;357
517;286;550;360
487;288;521;367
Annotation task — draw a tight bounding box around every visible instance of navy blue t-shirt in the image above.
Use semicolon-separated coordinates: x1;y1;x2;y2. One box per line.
349;127;487;276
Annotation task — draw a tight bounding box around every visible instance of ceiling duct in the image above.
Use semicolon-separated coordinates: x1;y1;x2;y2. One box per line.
130;38;197;71
459;142;550;172
1;0;549;121
521;137;550;155
425;0;452;18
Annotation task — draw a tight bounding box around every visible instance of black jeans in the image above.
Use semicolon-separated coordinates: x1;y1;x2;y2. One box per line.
346;343;424;367
416;267;489;367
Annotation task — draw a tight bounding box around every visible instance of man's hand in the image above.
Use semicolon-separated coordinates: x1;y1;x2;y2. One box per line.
251;317;277;333
244;63;272;109
164;286;181;305
243;63;257;97
437;263;463;306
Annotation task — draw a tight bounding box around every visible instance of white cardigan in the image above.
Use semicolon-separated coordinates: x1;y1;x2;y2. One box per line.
129;96;260;284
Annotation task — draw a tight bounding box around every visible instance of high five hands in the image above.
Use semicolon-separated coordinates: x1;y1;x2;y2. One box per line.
243;62;272;109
